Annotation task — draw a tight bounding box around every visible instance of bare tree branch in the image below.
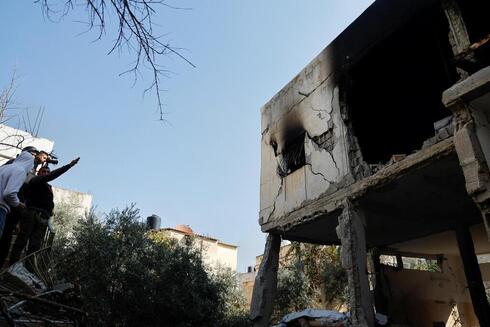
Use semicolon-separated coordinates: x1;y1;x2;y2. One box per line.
34;0;195;120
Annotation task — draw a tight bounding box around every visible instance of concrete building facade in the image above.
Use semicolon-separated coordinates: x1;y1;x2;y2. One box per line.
252;1;490;326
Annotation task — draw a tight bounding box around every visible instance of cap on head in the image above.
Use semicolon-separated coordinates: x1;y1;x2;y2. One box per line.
22;146;38;154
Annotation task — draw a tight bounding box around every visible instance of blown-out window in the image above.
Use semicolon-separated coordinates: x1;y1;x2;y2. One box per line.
343;4;458;165
277;131;306;177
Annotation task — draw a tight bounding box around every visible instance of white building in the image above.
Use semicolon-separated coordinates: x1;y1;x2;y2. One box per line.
0;124;54;165
152;224;238;271
52;187;92;217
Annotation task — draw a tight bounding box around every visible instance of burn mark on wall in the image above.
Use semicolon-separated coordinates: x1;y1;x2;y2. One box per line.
271;116;307;178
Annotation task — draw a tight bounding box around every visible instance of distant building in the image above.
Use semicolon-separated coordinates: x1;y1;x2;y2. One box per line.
0;124;54;165
52;187;92;217
238;269;255;306
151;224;238;271
239;242;292;307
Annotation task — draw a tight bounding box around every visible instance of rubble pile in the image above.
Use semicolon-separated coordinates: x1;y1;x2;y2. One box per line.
0;248;85;327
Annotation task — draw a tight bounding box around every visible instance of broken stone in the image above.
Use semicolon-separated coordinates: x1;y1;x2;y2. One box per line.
311;130;335;153
422;136;438;149
387;154;407;165
434;116;453;132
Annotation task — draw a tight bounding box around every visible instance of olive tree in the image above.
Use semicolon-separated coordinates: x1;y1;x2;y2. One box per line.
53;205;250;327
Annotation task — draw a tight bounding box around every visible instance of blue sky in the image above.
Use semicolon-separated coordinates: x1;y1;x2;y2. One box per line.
0;0;374;271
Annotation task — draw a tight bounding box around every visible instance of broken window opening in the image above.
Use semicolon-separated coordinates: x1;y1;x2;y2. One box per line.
342;4;459;165
379;254;398;268
401;256;442;272
277;129;306;178
454;0;490;69
455;0;490;45
380;252;443;273
277;131;306;177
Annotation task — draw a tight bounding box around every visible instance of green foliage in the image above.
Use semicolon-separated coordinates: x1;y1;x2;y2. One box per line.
272;261;315;323
321;246;348;305
212;268;251;327
52;205;250;327
51;195;88;237
411;259;441;272
271;242;347;324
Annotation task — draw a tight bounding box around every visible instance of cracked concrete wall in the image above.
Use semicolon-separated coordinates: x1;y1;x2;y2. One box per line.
259;49;352;226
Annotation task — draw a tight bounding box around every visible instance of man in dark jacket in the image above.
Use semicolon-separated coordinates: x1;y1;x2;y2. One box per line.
9;157;80;263
0;147;47;267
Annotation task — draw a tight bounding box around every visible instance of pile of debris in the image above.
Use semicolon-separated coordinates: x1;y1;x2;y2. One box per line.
0;248;85;326
370;116;455;174
273;309;349;327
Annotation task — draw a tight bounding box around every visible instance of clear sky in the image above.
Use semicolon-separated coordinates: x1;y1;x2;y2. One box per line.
0;0;374;271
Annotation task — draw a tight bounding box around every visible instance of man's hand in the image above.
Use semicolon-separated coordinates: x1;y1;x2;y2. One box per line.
17;202;26;210
69;157;80;167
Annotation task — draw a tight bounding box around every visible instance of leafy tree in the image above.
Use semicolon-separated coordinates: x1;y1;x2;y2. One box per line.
272;260;315;323
213;268;251;327
51;194;89;238
52;205;249;327
271;242;348;324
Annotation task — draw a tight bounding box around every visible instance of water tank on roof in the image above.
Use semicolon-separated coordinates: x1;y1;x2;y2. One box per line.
146;214;161;230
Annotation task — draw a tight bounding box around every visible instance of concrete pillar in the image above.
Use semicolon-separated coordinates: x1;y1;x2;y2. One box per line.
444;67;490;239
371;250;389;317
336;200;374;327
250;233;281;327
441;0;471;56
455;225;490;326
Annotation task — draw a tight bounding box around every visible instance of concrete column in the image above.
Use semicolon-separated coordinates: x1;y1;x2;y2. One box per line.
336;200;374;327
444;67;490;239
371;250;389;317
455;225;490;326
441;0;471;56
250;233;281;327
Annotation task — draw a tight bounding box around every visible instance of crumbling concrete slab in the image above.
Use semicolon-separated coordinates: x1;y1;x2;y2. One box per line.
261;138;455;234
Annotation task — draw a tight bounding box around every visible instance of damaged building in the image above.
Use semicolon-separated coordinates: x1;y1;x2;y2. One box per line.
251;0;490;326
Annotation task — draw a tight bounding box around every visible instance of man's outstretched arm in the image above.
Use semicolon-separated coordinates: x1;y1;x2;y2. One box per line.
30;158;80;184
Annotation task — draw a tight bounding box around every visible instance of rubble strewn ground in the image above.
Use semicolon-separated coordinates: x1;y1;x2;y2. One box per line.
0;248;85;327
